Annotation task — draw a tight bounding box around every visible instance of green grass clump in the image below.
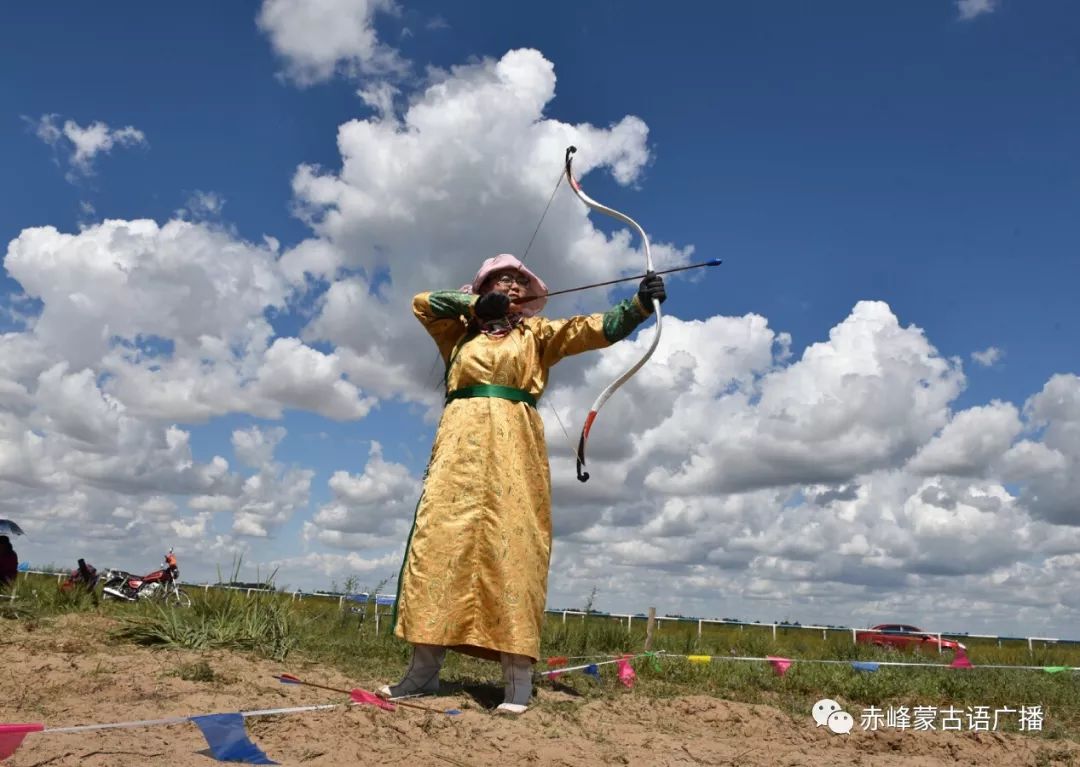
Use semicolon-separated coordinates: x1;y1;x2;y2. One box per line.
1;574;100;621
173;659;217;682
114;589;298;660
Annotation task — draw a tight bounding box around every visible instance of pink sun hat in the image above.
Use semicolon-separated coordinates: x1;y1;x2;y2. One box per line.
459;254;549;316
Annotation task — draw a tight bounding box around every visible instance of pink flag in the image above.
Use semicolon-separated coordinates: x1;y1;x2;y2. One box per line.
0;723;44;761
616;655;636;688
950;652;973;669
350;688;397;711
767;656;792;676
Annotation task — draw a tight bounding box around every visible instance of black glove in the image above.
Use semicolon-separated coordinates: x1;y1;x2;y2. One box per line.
474;291;510;321
637;272;667;306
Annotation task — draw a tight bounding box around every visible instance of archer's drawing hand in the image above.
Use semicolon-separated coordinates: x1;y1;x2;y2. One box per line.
475;291;510;321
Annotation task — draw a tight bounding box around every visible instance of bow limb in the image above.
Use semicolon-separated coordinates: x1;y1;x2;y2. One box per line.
564;145;663;482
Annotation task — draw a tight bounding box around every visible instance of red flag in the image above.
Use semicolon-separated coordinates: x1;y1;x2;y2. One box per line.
767;656;792;676
0;723;44;761
546;656;568;680
350;688;397;711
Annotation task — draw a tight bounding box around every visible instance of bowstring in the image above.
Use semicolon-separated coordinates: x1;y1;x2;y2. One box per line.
425;164;585;472
517;167;587;469
520;168;565;262
506;329;584;471
428;167;566;392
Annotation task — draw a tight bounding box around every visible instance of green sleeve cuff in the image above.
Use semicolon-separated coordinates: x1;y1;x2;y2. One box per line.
427;291;477;319
601;296;651;343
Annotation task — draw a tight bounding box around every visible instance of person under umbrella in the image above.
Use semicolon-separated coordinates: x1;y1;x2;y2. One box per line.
0;535;18;588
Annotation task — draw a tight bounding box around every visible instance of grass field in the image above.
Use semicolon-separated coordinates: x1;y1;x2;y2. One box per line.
5;572;1079;742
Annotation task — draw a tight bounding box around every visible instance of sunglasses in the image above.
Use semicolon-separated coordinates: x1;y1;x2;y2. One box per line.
492;273;531;288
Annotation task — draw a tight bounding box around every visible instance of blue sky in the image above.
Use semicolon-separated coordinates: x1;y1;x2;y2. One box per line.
2;0;1079;635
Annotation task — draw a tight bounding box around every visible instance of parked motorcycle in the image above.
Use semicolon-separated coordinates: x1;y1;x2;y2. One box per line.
101;549;192;607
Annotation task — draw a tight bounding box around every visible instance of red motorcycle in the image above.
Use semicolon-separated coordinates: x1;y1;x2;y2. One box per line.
101;549;192;607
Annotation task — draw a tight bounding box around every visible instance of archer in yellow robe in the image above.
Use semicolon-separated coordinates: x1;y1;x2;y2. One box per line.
392;289;654;663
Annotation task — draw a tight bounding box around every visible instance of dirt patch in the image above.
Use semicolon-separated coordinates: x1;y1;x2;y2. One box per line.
3;615;1077;766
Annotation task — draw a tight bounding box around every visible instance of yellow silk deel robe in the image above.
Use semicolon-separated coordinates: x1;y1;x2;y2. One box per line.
393;290;651;661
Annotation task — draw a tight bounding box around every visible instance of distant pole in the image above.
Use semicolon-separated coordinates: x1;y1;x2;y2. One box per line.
645;607;657;650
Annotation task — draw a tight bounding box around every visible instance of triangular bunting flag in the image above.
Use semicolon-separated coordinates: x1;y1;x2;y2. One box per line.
1044;666;1071;674
687;655;711;665
0;724;44;761
851;661;879;673
644;652;663;673
190;713;277;765
767;656;792;676
350;688;397;711
546;656;568;680
616;655;636;688
584;664;601;680
950;652;973;669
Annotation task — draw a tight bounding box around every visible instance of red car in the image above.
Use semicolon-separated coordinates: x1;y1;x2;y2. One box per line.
856;624;966;653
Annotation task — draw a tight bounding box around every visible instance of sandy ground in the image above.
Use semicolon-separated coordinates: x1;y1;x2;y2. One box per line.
2;615;1078;767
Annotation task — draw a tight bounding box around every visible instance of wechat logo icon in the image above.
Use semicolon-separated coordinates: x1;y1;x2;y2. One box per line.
812;699;854;734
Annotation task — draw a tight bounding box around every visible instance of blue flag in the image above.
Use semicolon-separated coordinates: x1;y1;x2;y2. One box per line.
851;661;879;673
190;713;278;765
584;664;601;680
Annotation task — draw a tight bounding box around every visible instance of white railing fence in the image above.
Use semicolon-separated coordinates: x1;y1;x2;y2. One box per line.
6;570;1074;652
540;610;1076;652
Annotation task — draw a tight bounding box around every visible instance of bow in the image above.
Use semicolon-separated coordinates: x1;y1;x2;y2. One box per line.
563;145;662;482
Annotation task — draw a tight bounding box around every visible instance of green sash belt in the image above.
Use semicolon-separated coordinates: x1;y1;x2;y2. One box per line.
445;384;537;408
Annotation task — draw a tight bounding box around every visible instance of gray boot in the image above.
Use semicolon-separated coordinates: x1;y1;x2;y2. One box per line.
496;652;533;714
380;644;446;698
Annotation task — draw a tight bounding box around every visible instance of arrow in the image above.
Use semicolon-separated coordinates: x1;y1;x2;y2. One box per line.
513;258;721;305
274;674;459;715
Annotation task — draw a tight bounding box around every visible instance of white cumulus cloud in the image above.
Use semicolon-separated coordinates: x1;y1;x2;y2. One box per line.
957;0;997;21
29;114;147;180
256;0;407;86
972;346;1003;367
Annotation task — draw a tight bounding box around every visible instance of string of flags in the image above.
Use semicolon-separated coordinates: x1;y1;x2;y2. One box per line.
540;649;1077;681
5;653;1073;762
0;674;461;765
538;652;653;687
1;704;332;764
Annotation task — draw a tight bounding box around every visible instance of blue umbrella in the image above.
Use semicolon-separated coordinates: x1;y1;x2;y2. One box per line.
0;519;26;536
